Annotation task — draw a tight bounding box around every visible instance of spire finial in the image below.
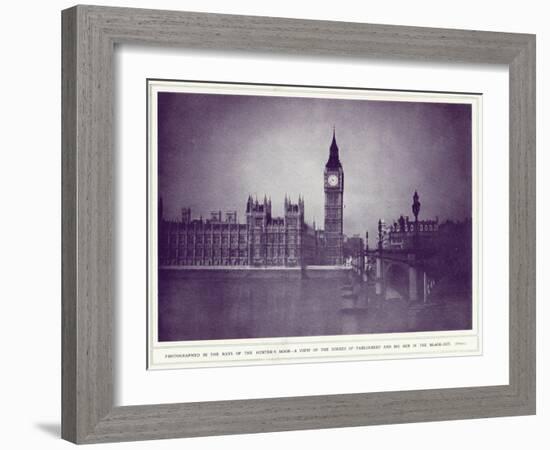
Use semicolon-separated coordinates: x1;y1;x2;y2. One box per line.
326;125;341;169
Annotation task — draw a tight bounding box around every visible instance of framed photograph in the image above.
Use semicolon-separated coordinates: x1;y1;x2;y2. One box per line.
147;80;481;370
62;5;536;444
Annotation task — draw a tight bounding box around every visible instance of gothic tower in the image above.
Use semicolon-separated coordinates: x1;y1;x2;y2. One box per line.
284;195;305;267
246;195;271;266
324;128;344;265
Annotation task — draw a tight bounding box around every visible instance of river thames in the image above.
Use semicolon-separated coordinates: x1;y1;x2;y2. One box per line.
157;268;472;342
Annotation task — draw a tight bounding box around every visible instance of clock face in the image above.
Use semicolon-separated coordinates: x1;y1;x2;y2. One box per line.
327;174;339;187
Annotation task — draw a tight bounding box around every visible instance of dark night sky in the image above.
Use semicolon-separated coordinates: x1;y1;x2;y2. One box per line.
157;90;472;238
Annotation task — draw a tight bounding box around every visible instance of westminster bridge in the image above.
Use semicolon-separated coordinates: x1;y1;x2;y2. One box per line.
351;248;436;304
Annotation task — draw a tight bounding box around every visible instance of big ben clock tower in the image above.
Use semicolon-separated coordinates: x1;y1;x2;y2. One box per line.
324;128;344;265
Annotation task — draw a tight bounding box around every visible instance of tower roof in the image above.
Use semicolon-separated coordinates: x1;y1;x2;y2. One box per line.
326;127;342;169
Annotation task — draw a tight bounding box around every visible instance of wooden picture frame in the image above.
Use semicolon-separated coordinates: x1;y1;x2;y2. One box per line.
61;5;536;444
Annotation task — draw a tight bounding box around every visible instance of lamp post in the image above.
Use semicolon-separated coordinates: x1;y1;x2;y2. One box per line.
378;219;383;252
375;220;383;295
412;190;421;248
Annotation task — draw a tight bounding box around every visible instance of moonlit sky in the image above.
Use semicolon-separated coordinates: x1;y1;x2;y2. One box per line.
157;91;472;238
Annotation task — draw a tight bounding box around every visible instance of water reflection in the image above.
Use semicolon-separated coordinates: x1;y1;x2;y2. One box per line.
158;269;471;342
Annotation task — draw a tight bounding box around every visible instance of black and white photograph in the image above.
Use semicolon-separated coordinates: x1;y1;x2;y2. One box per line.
1;0;541;447
148;80;481;368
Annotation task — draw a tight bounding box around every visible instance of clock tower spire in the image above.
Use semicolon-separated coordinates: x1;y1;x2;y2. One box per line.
324;128;344;265
326;126;342;169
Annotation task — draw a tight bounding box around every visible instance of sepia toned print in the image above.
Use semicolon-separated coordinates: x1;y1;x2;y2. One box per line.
148;80;480;368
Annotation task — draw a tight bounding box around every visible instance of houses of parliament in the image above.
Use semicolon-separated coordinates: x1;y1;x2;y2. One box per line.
158;131;345;267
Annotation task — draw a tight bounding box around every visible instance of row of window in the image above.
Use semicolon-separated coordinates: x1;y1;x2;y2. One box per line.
167;232;303;244
250;221;300;228
161;258;306;266
392;224;438;233
165;224;247;231
162;259;249;266
169;249;247;258
169;235;247;245
249;235;299;244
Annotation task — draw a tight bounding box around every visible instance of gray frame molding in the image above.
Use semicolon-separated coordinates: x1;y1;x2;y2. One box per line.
61;5;536;444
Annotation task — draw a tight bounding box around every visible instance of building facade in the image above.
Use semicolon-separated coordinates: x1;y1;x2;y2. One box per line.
246;195;319;267
158;206;248;267
384;192;440;250
387;215;440;250
158;132;345;267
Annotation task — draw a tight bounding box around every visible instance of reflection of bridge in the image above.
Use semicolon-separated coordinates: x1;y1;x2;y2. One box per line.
365;250;433;303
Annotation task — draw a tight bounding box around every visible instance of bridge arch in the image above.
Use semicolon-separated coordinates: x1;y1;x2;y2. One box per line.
384;262;409;299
